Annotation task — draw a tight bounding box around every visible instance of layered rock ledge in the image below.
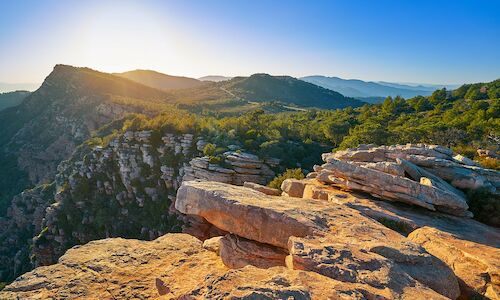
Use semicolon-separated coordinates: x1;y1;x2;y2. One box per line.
310;144;500;217
176;180;460;299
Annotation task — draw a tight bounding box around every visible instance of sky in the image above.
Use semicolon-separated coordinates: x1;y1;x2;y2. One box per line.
0;0;499;85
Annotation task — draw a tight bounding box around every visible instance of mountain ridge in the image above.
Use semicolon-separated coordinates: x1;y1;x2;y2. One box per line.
301;75;435;100
222;73;364;109
115;69;206;90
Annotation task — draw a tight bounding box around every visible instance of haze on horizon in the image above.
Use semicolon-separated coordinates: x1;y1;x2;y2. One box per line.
1;0;499;86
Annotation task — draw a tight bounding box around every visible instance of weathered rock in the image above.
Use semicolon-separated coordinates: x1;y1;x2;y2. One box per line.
397;158;466;199
1;233;444;300
183;152;276;186
319;158;471;217
176;181;460;298
408;227;500;299
219;234;287;269
181;215;228;241
327;144;500;195
185;265;446;300
281;178;306;198
202;236;223;254
1;234;228;299
243;181;281;196
293;178;500;247
286;179;500;300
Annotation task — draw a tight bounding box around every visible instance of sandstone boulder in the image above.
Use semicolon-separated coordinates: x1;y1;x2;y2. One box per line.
327;144;500;195
319;158;471;217
281;178;306;198
176;181;460;298
409;227;500;299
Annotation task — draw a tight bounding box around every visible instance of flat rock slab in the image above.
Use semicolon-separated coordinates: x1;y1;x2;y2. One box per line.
175;181;459;298
1;233;444;300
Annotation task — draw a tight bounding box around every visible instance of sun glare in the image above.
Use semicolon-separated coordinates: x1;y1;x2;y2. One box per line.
73;2;192;75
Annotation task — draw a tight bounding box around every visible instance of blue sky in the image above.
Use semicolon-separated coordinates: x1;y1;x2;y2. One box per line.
0;0;499;84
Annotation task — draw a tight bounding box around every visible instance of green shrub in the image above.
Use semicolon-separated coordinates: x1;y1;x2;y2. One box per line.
268;168;305;190
203;143;216;156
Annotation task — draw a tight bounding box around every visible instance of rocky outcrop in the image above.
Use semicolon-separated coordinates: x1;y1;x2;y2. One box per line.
317;157;471;216
176;181;460;298
6;178;500;299
329;144;500;195
30;130;196;267
0;183;55;281
183;151;275;185
1;233;445;300
408;227;500;299
277;177;500;299
314;144;500;217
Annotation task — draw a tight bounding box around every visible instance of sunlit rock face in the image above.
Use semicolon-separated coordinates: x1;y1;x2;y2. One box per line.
175;181;460;299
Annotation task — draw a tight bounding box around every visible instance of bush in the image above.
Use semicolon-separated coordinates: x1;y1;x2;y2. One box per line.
268;168;305;190
476;157;500;170
203;143;216;156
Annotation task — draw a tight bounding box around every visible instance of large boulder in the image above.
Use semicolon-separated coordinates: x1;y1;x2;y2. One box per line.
175;181;460;298
409;227;500;299
281;178;306;198
318;157;471;217
328;144;500;195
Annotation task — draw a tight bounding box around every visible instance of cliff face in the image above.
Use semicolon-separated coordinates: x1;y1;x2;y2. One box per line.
0;129;277;282
0;65;171;216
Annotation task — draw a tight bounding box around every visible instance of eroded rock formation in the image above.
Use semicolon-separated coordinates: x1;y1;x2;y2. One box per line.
3;143;499;299
1;233;448;300
176;181;460;299
278;177;500;299
183;151;276;185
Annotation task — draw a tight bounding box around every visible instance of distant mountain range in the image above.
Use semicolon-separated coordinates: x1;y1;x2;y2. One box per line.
301;76;452;100
198;75;232;82
114;70;205;90
0;82;40;93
